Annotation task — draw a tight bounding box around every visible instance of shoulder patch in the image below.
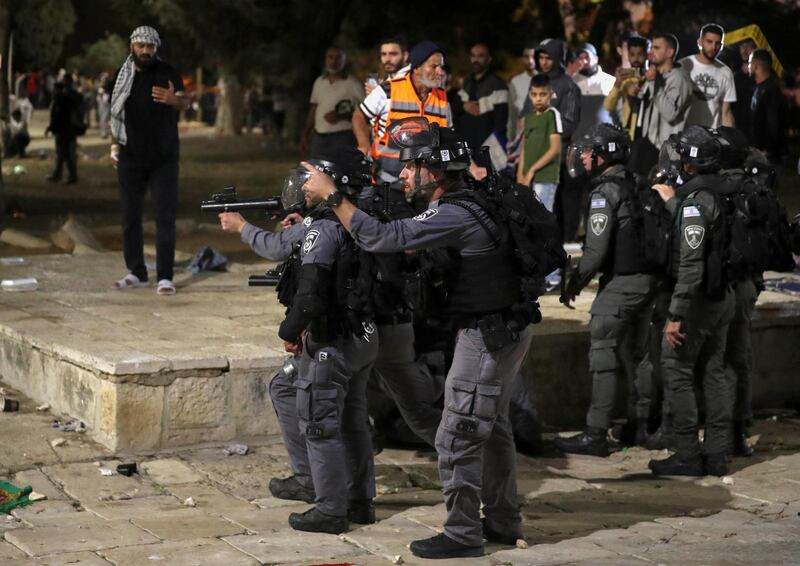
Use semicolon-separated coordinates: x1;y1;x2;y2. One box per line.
590;213;608;236
412;208;439;222
302;229;320;254
591;198;607;209
683;205;701;218
684;224;705;249
302;216;313;227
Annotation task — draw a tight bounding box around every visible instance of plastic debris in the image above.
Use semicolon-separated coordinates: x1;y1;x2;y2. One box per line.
1;396;20;412
223;444;249;456
117;463;138;477
0;257;25;266
28;491;47;502
52;419;87;433
99;468;116;476
51;438;67;447
36;403;50;412
1;278;39;292
722;476;735;486
183;497;196;507
516;539;529;549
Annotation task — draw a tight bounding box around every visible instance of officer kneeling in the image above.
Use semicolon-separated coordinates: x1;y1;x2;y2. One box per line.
302;117;533;559
222;149;378;534
556;123;658;456
648;125;735;477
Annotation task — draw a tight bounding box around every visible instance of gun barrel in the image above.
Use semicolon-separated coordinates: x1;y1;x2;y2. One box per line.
248;275;280;287
200;198;283;213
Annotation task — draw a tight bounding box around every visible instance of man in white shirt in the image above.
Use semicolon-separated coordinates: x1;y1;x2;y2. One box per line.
571;42;615;139
507;41;537;140
680;23;736;128
300;47;364;159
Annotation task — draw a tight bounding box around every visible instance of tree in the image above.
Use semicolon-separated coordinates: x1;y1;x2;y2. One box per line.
67;33;128;76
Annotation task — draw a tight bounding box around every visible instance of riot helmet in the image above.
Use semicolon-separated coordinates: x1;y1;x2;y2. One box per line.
280;147;372;212
566;123;630;178
388;116;470;201
715;126;749;169
743;148;777;188
673;125;721;173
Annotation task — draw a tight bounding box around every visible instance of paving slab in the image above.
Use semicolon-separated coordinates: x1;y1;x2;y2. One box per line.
491;539;620;565
129;508;246;540
0;540;27;561
42;462;163;502
12;470;70;501
342;514;438;565
164;482;254;513
83;495;184;520
139;458;205;485
4;513;158;556
223;530;368;564
4;551;113;565
12;500;82;524
100;538;258;566
638;538;800;565
220;502;312;534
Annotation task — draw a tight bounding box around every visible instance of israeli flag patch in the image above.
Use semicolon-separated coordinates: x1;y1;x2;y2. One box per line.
440;149;451;162
608;142;616;152
413;208;439;222
689;146;698;158
591;198;607;209
683;206;701;218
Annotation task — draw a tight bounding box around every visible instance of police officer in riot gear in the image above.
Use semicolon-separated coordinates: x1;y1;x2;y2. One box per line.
302;116;533;559
220;148;378;534
556;123;657;456
648;125;735;477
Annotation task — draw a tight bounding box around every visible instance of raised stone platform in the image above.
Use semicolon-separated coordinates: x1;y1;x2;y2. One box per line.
1;253;799;450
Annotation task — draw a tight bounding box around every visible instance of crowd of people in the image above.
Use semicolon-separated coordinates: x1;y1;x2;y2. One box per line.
5;22;798;561
203;24;798;561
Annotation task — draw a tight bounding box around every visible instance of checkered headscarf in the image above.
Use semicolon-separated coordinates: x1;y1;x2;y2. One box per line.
110;26;162;145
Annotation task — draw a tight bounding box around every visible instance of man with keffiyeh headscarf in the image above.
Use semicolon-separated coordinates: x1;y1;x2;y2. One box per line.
110;25;189;296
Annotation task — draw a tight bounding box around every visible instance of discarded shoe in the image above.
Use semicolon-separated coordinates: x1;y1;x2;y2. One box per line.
268;475;315;503
288;506;347;534
554;427;609;457
348;499;375;524
648;452;705;476
410;532;484;559
482;518;518;546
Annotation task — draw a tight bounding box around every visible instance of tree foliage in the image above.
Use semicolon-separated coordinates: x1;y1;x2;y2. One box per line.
66;33;128;75
11;0;76;69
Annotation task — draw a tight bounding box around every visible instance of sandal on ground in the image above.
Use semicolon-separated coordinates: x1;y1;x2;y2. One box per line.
114;273;148;289
156;279;177;296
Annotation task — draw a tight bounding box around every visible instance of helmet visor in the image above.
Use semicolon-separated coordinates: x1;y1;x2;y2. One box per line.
566;144;593;179
280;166;311;211
388;116;437;150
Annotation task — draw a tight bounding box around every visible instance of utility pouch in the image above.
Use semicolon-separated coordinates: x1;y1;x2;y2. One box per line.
477;312;514;352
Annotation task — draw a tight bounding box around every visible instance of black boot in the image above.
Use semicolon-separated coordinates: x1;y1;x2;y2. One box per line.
732;422;754;457
268;475;315;503
482;518;518;546
554;427;609;457
644;426;675;450
288;507;348;534
648;452;705;476
705;453;730;477
348;499;375;524
409;533;484;559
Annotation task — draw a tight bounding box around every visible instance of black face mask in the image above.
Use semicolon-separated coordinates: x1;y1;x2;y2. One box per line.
133;52;156;69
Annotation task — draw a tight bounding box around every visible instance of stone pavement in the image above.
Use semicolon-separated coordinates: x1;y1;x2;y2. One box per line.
2;382;800;565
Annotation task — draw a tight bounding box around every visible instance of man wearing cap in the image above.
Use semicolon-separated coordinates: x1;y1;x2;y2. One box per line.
109;25;189;296
571;43;615;139
352;40;451;182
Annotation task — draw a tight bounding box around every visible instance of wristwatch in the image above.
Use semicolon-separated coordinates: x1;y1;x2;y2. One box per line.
325;191;343;208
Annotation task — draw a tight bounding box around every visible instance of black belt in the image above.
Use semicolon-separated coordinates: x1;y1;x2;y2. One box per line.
374;312;413;326
456;309;513;330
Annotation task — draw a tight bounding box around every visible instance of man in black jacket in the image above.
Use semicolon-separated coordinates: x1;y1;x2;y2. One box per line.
46;75;83;184
748;49;786;166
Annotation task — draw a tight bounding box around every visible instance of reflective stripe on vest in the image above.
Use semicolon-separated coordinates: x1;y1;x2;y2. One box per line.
372;74;449;166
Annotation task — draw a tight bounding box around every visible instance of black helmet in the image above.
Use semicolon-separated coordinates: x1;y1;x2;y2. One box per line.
388;116;471;172
714;126;750;169
674;125;721;173
743;148;777;188
281;147;371;212
567;123;630;178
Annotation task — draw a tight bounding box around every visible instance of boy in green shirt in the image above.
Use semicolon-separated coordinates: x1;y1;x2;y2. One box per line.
516;74;563;212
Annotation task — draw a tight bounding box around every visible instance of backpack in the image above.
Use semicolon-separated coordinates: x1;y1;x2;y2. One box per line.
716;170;793;280
469;172;568;305
628;175;673;276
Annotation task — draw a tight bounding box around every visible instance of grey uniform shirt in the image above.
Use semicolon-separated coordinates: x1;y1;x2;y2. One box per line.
667;186;719;319
298;217;344;268
349;189;497;257
241;221;306;261
573;166;652;293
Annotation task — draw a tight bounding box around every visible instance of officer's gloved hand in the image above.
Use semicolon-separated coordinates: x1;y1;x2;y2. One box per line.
559;272;581;309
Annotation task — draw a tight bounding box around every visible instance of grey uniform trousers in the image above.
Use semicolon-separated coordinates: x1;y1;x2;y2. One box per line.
269;328;378;516
727;279;758;426
586;275;657;430
373;321;443;447
436;325;533;547
639;290;672;430
662;290;735;457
